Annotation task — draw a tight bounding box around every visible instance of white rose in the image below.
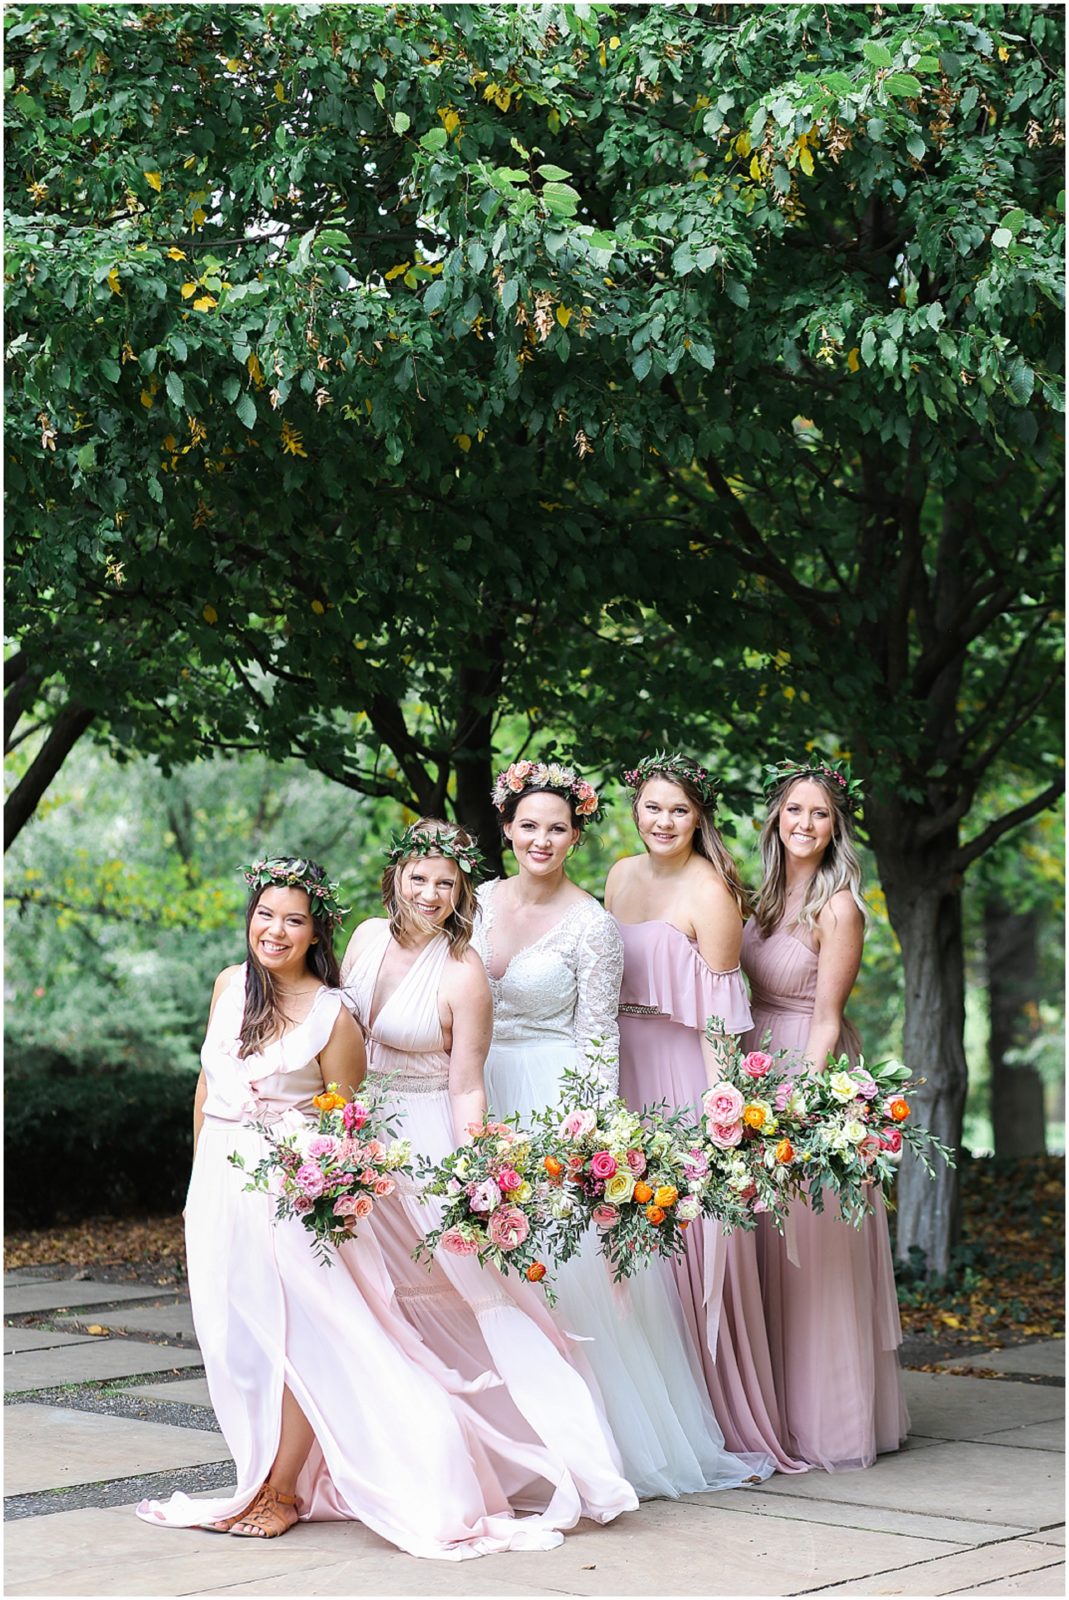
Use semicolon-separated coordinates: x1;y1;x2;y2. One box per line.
843;1118;867;1145
676;1195;701;1221
604;1170;636;1204
550;1194;575;1220
454;1156;470;1179
513;1181;533;1204
828;1071;859;1103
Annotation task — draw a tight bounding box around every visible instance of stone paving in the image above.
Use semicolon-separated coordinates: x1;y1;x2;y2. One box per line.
4;1270;1064;1597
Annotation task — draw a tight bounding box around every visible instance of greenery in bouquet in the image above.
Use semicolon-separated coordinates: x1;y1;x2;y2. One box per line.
696;1025;808;1232
230;1081;413;1265
413;1115;557;1301
789;1054;957;1223
535;1060;717;1281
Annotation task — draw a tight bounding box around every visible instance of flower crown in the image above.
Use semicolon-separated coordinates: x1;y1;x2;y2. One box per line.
491;760;603;822
622;751;718;810
386;823;486;878
761;753;863;812
240;857;350;928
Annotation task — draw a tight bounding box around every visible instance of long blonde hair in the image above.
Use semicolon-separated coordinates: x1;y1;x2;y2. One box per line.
753;775;868;935
380;817;479;956
631;769;749;917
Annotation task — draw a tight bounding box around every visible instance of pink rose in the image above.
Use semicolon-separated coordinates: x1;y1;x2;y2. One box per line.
373;1175;395;1197
773;1081;794;1112
566;1153;586;1172
332;1195;359;1216
293;1194;315;1215
854;1073;879;1101
351;1194;374;1221
741;1051;774;1079
880;1128;904;1164
592;1203;620;1229
683;1148;709;1180
469;1179;501;1214
441;1228;480;1255
507;768;526;791
306;1135;338;1159
363;1139;384;1160
703;1083;745;1124
559;1107;597;1140
750;1196;770;1214
487;1205;530;1251
295;1163;326;1197
497;1166;522;1193
335;1138;359;1165
360;1167;377;1185
740;1182;757;1202
858;1134;882;1165
576;793;599;816
590;1151;617;1180
343;1101;369;1132
625;1148;647;1176
706;1121;743;1149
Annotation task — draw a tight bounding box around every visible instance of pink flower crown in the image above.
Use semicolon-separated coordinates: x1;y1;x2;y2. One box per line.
761;753;863;812
622;752;719;810
491;760;603;822
240;857;349;927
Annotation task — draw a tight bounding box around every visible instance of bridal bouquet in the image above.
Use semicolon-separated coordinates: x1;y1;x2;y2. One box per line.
786;1053;956;1223
693;1025;806;1233
413;1116;557;1301
230;1082;413;1264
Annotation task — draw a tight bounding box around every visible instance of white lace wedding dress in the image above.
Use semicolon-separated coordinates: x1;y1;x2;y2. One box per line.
474;879;774;1499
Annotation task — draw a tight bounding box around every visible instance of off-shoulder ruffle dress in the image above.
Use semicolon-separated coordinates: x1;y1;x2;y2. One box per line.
615;919;806;1474
742;918;909;1471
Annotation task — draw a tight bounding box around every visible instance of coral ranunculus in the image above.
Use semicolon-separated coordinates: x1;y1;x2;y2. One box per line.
543;1155;564;1178
743;1104;766;1130
633;1181;654;1204
653;1185;678;1208
645;1205;666;1225
775;1138;794;1164
526;1261;547;1282
889;1098;911;1122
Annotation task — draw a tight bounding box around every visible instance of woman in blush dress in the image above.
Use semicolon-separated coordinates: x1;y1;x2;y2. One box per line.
744;756;908;1471
340;818;638;1534
138;858;585;1558
474;760;771;1500
605;754;804;1475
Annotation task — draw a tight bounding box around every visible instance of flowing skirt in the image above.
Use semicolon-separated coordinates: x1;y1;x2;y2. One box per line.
486;1037;774;1497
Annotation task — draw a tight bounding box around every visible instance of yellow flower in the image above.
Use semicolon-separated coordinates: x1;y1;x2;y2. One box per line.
653;1184;678;1209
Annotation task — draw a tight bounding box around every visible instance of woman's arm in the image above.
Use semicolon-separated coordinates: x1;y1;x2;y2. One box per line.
573;909;623;1095
318;1004;368;1101
691;878;746;1088
192;1070;208;1158
444;956;492;1145
338;920;373;991
804;892;864;1072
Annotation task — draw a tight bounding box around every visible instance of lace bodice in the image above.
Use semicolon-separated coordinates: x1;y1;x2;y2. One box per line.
472;880;622;1093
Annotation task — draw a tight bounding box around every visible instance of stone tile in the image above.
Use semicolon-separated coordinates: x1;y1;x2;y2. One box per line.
806;1538;1066;1595
5;1281;173;1316
956;1564;1065;1595
754;1440;1063;1529
4;1327;100;1355
119;1378;213;1408
56;1301;197;1344
1033;1525;1066;1546
4;1338;203;1394
902;1370;1064;1441
699;1486;1027;1546
3;1406;232;1496
940;1340;1065;1381
978;1418;1065;1452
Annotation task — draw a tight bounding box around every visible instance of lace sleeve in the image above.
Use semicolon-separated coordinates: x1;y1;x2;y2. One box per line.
572;906;623;1095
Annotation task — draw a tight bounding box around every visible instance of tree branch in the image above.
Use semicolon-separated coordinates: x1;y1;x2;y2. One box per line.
955;777;1066;874
4;702;94;851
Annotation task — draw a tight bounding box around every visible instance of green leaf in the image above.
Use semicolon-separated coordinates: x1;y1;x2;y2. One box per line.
724;279;749;309
631;347;652;381
991;228;1012;249
392;110;410;134
100;358;121;383
423;278;448;313
165;370;185;407
906;132;925;161
221;375;241;403
171;334;188;363
542;180;580;216
75;440;97;471
235;391;257;429
688;340;715;371
420;127;448;151
922;395;938;421
536;163;572;181
373;80;386;108
885;73;923;98
863;41;893;69
860;328;877;366
1000;208;1027;237
1008;363;1035;405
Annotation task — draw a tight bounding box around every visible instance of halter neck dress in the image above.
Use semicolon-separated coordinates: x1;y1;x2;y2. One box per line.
342;919;638;1532
474;880;773;1499
137;966;580;1559
741;918;909;1471
614;919;806;1474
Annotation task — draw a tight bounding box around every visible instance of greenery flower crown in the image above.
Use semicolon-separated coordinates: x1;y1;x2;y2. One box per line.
761;753;864;813
386;824;486;878
240;857;350;928
622;751;719;810
491;760;603;822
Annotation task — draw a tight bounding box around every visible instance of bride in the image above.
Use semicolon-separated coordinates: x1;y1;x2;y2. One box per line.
473;760;773;1498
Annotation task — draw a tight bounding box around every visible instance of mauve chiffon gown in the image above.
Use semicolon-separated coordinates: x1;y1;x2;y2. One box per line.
615;920;806;1474
741;917;909;1471
137;967;587;1558
341;920;638;1531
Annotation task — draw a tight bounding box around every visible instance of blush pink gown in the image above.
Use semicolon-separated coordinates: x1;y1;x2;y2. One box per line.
137;967;585;1558
741;918;909;1471
615;920;806;1474
341;920;638;1531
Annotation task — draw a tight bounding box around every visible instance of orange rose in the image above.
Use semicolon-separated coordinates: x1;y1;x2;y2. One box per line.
645;1204;666;1225
526;1262;547;1283
743;1104;766;1130
312;1092;334;1111
679;1219;690;1231
775;1138;794;1164
634;1181;653;1204
653;1185;678;1209
889;1098;910;1123
543;1155;564;1178
328;1093;347;1110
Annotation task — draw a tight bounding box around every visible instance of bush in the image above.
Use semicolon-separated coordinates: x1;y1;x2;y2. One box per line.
5;1066;197;1227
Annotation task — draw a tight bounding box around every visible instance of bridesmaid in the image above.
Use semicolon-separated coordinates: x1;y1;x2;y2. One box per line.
605;753;805;1474
744;756;908;1470
474;760;771;1498
138;858;582;1557
339;818;638;1532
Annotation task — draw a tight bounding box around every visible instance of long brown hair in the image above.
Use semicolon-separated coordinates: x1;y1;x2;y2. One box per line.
381;817;479;957
753;774;868;936
631;767;749;917
239;870;341;1058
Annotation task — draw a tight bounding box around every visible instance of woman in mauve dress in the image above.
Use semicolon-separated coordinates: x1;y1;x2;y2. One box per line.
605;754;805;1474
743;757;908;1470
339;818;638;1535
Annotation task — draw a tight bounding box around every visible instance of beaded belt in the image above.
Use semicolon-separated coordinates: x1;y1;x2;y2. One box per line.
619;1004;665;1017
371;1070;449;1095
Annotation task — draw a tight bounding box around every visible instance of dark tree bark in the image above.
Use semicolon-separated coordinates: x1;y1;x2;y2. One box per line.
4;701;95;850
984;894;1046;1158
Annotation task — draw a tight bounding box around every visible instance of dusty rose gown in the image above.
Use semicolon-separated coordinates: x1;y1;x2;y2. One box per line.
137;967;583;1559
615;920;806;1474
742;918;909;1471
341;920;638;1530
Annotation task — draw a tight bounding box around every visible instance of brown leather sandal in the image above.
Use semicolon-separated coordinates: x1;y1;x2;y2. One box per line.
199;1489;261;1534
229;1482;299;1539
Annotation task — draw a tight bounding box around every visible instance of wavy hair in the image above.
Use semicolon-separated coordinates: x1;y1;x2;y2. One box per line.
753;773;868;936
381;817;479;957
240;865;341;1057
631;765;749;917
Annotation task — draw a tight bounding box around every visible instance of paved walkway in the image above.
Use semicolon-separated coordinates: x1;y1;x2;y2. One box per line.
4;1270;1064;1597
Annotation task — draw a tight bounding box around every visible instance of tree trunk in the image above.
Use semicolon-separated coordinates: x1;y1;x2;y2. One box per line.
875;848;967;1276
984;893;1046;1157
449;628;506;879
453;745;504;879
4;702;95;850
